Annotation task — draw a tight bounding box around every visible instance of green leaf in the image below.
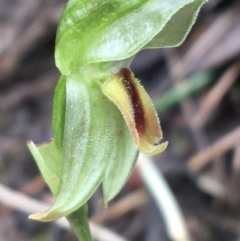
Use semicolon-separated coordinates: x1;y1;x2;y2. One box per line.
27;141;61;195
30;76;137;221
28;141;94;241
55;0;207;76
52;75;66;151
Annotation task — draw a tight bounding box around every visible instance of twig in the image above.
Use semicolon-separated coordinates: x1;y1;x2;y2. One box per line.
137;154;191;241
0;183;128;241
188;126;240;171
0;1;63;72
153;72;212;114
20;175;45;196
166;49;209;151
197;174;227;199
192;62;240;129
0;72;57;110
91;188;148;224
182;3;240;74
232;142;240;173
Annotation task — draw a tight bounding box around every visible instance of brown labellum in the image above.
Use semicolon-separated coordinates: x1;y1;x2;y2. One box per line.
102;68;168;156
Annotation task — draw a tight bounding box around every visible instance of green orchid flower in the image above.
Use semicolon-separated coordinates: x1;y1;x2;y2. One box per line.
27;0;207;231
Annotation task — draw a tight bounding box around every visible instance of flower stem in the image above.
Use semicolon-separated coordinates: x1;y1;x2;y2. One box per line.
67;203;93;241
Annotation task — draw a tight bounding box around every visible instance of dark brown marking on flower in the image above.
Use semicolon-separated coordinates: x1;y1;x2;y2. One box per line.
118;68;145;133
35;138;54;147
154;138;165;146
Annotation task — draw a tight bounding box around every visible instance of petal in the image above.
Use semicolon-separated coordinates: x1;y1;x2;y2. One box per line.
102;68;168;156
55;0;207;76
29;76;137;221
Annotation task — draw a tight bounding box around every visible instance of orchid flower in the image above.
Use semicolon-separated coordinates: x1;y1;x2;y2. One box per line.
27;0;207;237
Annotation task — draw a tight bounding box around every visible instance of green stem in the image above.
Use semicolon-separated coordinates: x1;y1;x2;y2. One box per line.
67;203;93;241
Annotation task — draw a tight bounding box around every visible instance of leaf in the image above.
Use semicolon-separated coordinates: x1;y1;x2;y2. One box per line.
52;75;66;151
28;141;94;241
55;0;207;76
27;140;61;195
30;76;137;221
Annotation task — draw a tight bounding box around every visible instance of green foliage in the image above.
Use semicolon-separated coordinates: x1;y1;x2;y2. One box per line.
28;141;60;195
52;76;66;152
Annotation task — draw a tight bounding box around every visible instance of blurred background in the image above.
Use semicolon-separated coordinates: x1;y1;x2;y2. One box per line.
1;0;240;241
